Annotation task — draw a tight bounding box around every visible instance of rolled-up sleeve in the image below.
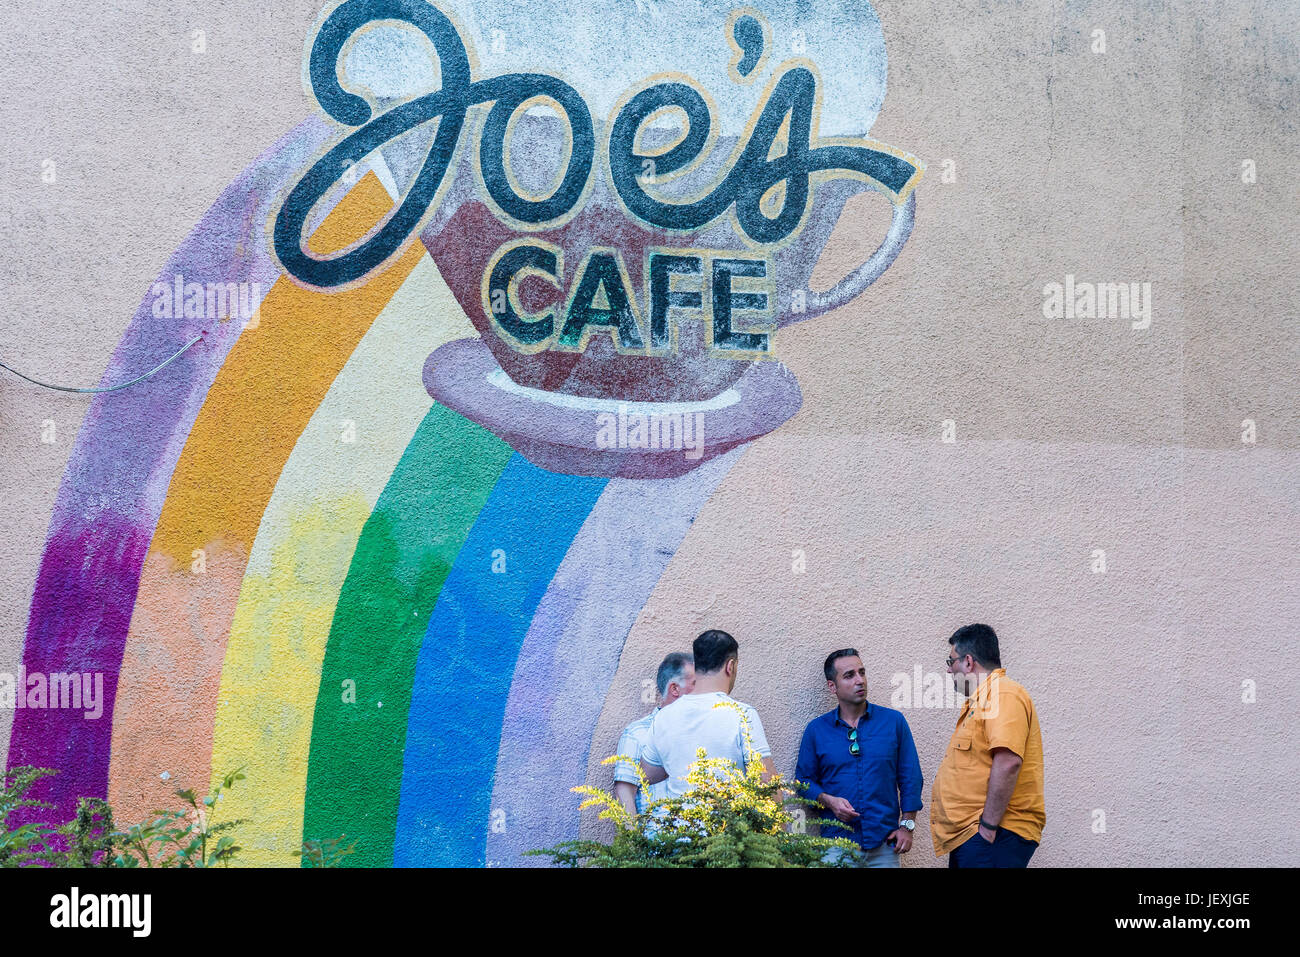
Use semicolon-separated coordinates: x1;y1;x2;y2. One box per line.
794;725;824;803
896;714;924;813
984;689;1031;758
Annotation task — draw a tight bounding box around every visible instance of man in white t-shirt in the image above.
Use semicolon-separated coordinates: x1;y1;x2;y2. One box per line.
640;629;774;797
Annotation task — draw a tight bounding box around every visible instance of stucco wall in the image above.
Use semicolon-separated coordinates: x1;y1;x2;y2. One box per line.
0;0;1295;867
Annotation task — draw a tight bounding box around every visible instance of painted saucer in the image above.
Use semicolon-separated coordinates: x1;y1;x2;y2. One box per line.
423;338;803;479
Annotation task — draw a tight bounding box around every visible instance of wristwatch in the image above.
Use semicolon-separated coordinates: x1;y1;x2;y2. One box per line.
898;819;915;832
978;817;998;832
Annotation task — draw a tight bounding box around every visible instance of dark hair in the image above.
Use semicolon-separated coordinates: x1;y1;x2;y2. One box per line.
693;629;738;675
655;652;693;698
949;623;1002;668
823;648;861;681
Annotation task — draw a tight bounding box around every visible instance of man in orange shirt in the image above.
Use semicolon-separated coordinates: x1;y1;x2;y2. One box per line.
930;623;1045;867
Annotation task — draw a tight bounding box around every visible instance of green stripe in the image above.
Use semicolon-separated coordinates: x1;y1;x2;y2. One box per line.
301;403;512;866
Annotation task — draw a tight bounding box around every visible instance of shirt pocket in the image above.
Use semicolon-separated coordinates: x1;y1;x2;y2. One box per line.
951;730;975;761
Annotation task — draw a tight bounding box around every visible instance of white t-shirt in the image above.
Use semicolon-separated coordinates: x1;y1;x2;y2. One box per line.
641;691;772;799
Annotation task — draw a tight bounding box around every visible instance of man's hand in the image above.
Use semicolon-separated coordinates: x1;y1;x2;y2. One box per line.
886;828;912;853
819;793;860;824
977;823;997;844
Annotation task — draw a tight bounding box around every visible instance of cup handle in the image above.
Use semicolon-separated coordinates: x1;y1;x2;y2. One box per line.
781;189;915;328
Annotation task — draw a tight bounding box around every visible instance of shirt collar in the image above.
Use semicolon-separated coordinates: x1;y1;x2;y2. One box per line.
831;701;870;727
961;668;1006;718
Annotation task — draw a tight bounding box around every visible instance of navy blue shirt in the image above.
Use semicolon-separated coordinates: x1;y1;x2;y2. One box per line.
795;703;924;850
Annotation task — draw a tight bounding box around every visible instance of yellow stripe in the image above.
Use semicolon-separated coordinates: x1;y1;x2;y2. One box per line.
107;174;425;827
208;252;472;865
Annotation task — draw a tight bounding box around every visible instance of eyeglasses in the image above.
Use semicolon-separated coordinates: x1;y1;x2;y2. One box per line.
848;727;860;756
946;653;970;668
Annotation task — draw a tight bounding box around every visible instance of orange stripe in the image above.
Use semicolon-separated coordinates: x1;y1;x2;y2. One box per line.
107;174;425;825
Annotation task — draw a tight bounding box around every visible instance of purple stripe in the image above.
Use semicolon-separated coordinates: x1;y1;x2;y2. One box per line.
486;446;744;866
5;116;334;825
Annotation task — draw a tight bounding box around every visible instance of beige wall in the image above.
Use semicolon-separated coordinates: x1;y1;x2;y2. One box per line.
1;0;1295;866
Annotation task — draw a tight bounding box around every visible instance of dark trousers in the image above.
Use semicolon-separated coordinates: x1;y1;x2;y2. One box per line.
948;827;1038;868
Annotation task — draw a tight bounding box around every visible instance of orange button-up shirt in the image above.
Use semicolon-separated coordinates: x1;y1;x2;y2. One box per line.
930;668;1045;855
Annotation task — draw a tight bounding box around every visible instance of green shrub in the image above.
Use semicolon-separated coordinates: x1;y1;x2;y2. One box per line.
530;701;862;867
3;764;357;868
113;767;249;868
296;834;359;868
0;766;61;867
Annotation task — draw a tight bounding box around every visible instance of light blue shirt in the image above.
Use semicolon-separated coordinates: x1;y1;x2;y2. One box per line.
614;707;670;814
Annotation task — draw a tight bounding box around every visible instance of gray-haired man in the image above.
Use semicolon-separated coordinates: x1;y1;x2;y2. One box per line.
613;652;695;816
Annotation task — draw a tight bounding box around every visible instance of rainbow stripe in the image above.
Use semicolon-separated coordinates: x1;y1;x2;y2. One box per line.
302;404;513;865
5;117;335;825
205;254;475;865
485;446;742;866
5;120;749;864
106;171;426;827
394;456;607;866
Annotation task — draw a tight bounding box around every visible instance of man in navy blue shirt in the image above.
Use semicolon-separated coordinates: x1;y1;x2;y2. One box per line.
795;648;924;867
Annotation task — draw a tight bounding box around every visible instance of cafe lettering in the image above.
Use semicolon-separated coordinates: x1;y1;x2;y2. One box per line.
274;0;922;358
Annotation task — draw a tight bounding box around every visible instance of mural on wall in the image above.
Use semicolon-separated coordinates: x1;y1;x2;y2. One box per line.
6;0;920;866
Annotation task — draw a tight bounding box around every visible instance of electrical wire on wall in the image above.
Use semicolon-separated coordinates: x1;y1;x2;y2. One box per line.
0;335;205;394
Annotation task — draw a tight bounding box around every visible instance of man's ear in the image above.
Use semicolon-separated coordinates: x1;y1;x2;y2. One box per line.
826;678;836;693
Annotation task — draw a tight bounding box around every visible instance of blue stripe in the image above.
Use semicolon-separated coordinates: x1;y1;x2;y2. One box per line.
393;453;606;865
